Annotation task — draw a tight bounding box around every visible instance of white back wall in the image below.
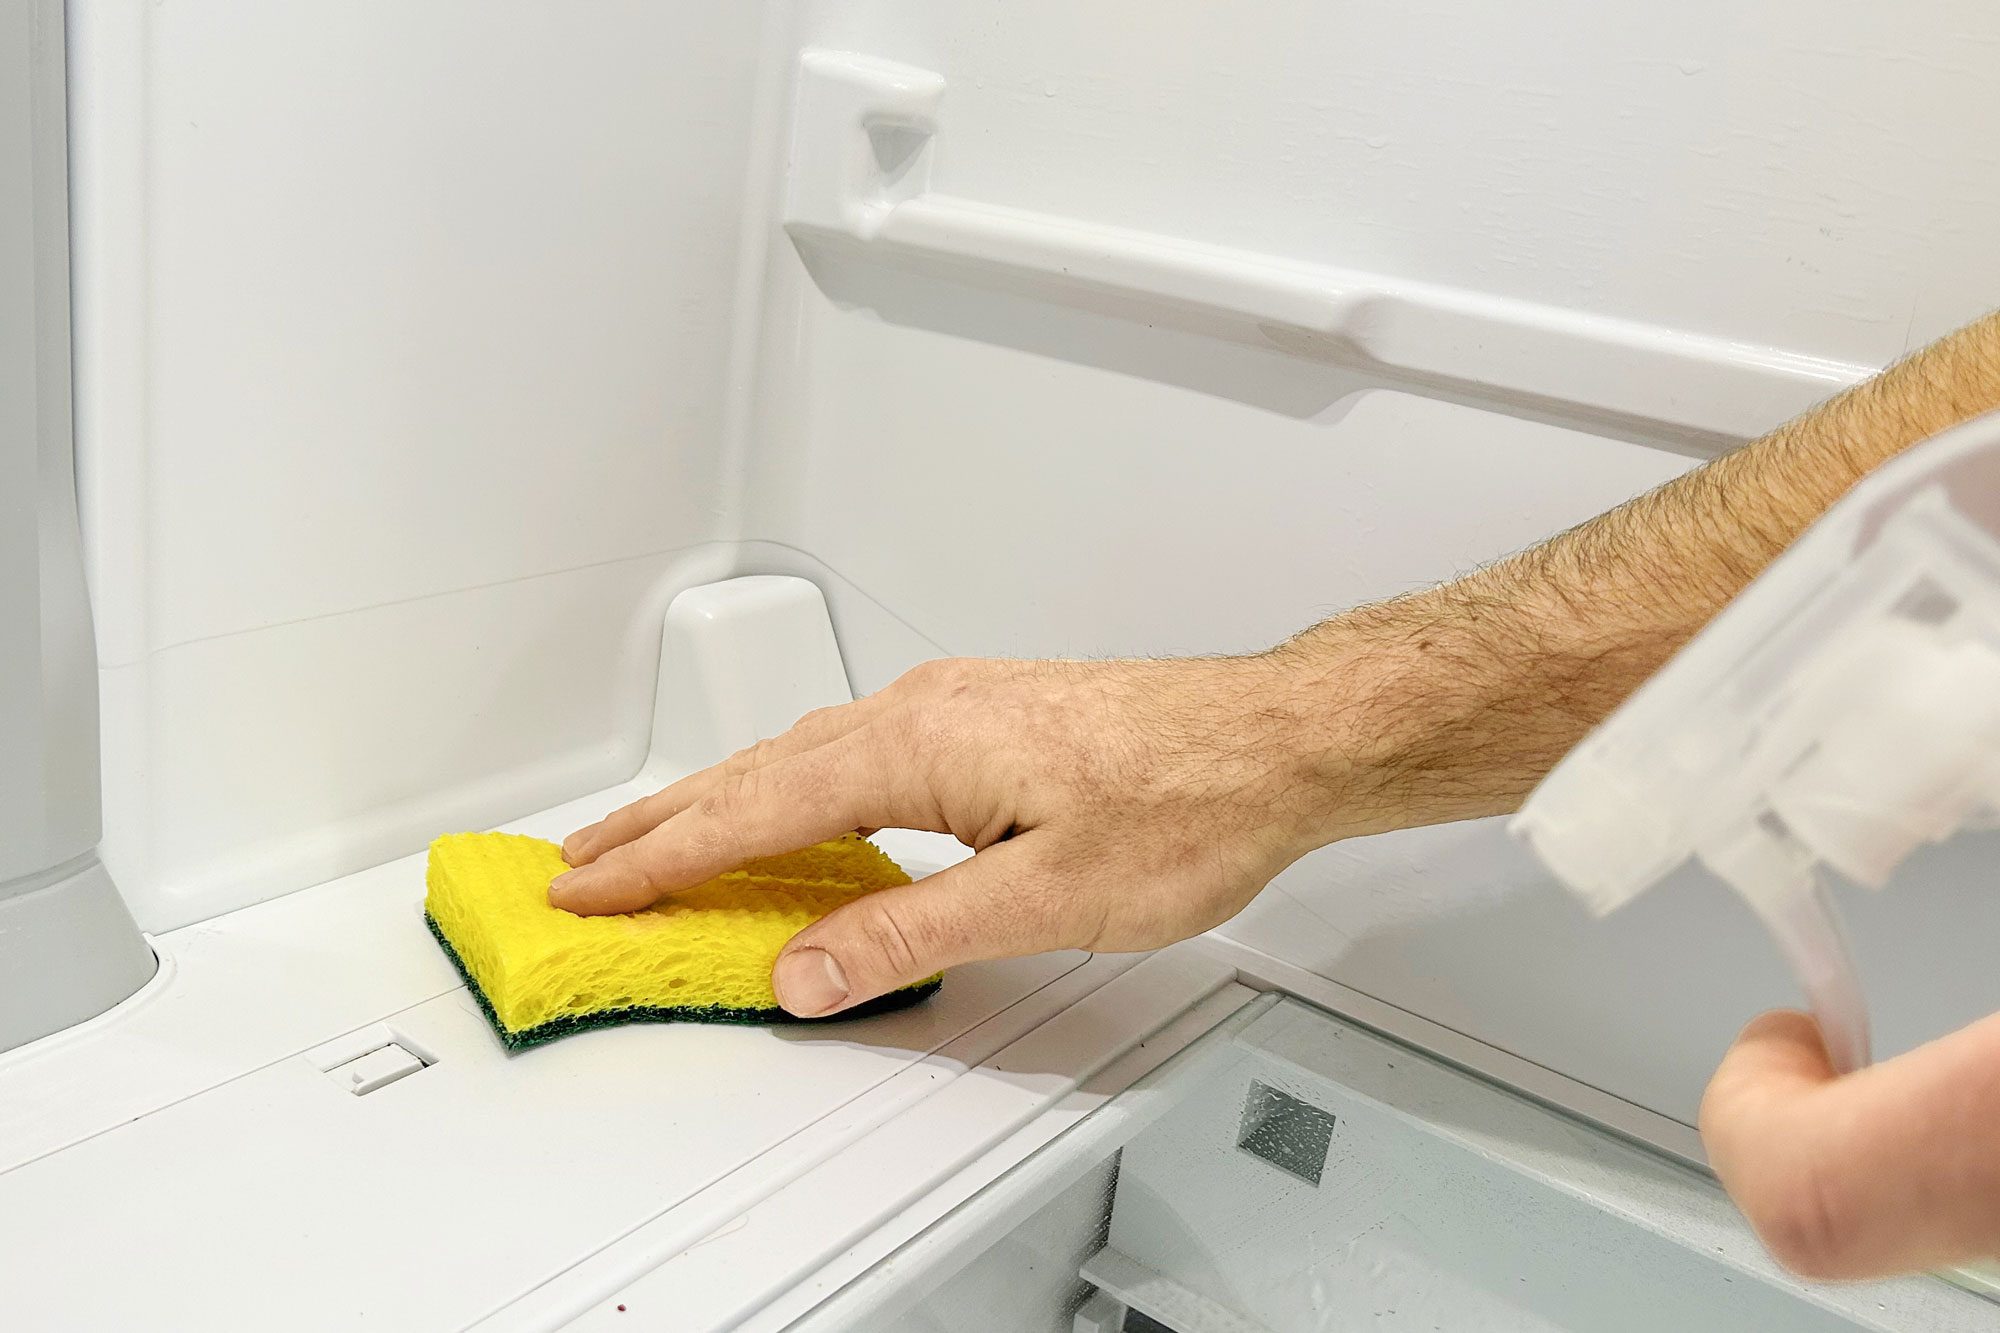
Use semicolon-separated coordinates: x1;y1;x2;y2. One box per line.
68;0;2000;1130
70;0;781;929
744;0;2000;1125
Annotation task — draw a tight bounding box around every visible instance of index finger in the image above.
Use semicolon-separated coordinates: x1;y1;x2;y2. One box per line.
562;696;883;867
548;726;938;914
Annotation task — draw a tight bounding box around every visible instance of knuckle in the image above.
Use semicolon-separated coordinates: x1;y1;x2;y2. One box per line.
609;797;652;827
722;738;773;776
690;782;755;848
901;659;948;688
904;657;975;690
694;784;738;822
702;767;760;817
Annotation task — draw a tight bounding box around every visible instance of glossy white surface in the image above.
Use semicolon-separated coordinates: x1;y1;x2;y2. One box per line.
648;575;855;784
0;570;1254;1328
55;0;2000;1197
66;0;778;929
749;0;2000;1128
785;50;1866;455
0;773;1185;1330
1102;1000;1995;1331
0;0;157;1050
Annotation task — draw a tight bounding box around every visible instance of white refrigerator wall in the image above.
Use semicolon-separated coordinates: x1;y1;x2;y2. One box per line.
746;0;2000;1125
68;0;782;929
69;2;2000;1128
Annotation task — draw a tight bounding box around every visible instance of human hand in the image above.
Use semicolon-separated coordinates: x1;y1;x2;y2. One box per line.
1701;1008;2000;1279
551;654;1379;1017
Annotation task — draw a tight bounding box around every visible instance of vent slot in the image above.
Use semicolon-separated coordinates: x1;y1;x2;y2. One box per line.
1236;1080;1335;1186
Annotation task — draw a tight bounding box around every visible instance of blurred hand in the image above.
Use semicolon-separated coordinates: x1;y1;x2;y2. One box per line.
552;654;1375;1018
1701;1008;2000;1280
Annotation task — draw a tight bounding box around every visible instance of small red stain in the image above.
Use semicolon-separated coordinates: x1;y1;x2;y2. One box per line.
616;1306;626;1314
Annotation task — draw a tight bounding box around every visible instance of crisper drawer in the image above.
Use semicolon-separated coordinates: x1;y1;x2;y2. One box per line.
832;991;1997;1333
1085;999;1993;1333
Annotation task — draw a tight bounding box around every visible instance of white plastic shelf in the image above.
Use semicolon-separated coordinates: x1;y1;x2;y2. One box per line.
0;577;1258;1331
0;776;1255;1332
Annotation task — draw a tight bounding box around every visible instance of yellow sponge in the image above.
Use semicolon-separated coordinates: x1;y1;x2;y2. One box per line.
423;831;939;1048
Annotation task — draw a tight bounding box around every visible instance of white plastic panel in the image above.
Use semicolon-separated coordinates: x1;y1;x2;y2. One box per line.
767;327;1688;661
782;51;1867;455
80;0;768;647
97;544;737;929
0;954;1087;1332
1107;999;1992;1332
649;575;855;782
775;987;1280;1333
66;1;781;928
792;1;1999;367
1;0;100;882
55;0;2000;1163
736;2;2000;1134
0;770;1148;1331
0;830;1270;1331
876;1156;1118;1333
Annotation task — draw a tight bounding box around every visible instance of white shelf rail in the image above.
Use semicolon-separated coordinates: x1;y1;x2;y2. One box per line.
782;50;1873;455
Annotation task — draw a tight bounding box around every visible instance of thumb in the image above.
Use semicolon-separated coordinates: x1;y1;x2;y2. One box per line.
771;838;1064;1017
1701;1006;2000;1279
1700;1010;1852;1275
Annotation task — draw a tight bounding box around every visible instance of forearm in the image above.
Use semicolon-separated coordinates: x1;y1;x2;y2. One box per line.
1288;311;2000;839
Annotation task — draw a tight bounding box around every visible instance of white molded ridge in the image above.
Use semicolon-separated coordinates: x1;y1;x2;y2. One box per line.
783;49;1870;455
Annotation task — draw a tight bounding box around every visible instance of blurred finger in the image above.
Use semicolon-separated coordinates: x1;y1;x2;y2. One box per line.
1701;1007;2000;1279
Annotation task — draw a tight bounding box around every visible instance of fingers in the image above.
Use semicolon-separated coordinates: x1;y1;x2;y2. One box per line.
772;837;1070;1017
549;728;917;914
562;699;877;867
1701;1007;2000;1279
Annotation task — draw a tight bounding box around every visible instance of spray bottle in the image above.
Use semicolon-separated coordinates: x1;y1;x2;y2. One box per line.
1513;409;2000;1074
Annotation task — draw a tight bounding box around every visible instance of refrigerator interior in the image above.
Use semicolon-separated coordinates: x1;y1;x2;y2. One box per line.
8;1;2000;1328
